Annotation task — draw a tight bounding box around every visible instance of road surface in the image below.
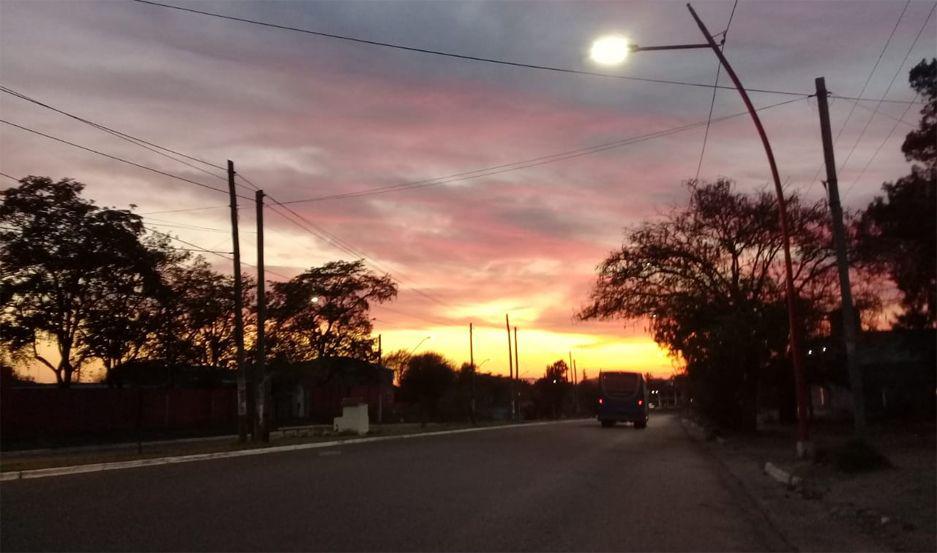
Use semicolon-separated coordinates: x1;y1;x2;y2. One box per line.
1;413;788;551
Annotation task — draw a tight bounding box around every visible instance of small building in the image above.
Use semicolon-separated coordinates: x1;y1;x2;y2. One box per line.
806;329;936;420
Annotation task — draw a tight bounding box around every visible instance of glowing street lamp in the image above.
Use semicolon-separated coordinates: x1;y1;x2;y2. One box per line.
588;3;812;458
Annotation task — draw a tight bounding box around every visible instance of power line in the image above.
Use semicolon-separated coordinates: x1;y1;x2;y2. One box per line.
131;0;917;105
263;197;455;309
843;92;921;201
0;170;19;183
277;96;809;206
139;204;231;215
832;0;910;144
145;225;292;280
0;85;262;193
851;98;917;129
695;0;738;181
0;118;254;201
837;1;936;176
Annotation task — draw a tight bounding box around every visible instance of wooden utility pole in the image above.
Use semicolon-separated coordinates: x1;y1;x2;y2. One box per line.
377;334;382;364
513;326;519;421
505;314;514;420
254;189;269;442
815;76;866;438
227;160;249;442
469;323;476;424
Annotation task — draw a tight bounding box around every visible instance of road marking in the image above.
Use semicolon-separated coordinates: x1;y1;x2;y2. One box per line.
0;418;587;482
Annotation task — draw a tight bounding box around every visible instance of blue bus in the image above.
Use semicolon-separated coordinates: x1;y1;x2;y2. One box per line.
597;371;648;428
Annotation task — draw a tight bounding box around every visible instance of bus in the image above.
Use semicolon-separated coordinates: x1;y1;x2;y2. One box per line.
597;371;648;429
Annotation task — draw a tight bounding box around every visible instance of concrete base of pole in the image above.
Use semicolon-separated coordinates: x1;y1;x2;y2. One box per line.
796;440;815;460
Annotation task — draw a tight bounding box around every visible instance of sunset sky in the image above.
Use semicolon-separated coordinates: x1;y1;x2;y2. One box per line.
1;0;933;383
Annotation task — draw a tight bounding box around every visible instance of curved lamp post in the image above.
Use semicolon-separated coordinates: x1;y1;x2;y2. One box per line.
590;3;811;457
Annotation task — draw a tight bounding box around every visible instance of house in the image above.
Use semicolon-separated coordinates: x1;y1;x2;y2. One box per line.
806;329;936;420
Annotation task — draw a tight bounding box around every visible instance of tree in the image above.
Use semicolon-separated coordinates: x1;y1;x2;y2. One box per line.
382;349;411;385
858;59;936;329
399;352;455;425
266;260;396;362
533;360;570;418
80;233;180;384
579;180;840;430
0;177;158;387
146;257;252;375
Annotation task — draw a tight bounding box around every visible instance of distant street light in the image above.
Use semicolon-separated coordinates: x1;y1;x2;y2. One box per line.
587;3;812;458
310;296;320;304
409;336;431;356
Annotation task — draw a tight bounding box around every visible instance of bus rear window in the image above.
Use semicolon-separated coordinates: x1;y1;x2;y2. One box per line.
601;373;639;394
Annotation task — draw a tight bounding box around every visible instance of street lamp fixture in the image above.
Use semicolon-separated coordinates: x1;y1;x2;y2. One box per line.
587;3;812;458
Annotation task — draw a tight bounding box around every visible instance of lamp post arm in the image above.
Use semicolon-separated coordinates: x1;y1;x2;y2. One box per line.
630;43;710;52
686;2;812;455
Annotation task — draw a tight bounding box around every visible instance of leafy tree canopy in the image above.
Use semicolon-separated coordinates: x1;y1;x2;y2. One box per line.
266;260;396;362
859;58;936;329
579;180;839;429
0;177;160;386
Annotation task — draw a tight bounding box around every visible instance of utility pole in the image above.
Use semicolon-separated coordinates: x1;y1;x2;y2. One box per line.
815;76;866;439
573;358;580;414
513;326;519;421
377;334;382;364
469;323;476;424
227;161;249;442
254;189;269;442
505;314;514;420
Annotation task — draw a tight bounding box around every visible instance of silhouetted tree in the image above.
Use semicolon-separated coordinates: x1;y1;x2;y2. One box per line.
81;233;181;384
144;257;253;377
266;260;396;362
579;180;840;430
399;352;455;425
382;349;411;385
857;59;936;329
534;360;570;418
0;177;158;387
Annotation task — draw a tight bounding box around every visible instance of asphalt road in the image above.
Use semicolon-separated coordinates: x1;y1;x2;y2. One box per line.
1;413;789;552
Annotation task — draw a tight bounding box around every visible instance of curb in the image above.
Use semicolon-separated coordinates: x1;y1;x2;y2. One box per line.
1;418;586;482
764;461;802;487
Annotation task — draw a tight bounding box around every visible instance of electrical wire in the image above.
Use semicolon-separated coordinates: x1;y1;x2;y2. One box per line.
842;92;921;200
145;225;292;279
0;170;19;183
277;95;810;206
695;0;738;181
131;0;918;105
139;205;231;215
837;1;936;176
0;118;254;202
263;198;454;309
0;84;260;193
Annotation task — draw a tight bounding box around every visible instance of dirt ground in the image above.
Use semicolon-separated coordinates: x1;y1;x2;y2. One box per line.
697;416;935;552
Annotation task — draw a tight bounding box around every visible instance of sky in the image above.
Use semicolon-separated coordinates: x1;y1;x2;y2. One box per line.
1;0;934;383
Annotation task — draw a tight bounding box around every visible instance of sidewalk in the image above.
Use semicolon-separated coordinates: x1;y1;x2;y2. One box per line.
686;415;936;552
0;421;492;474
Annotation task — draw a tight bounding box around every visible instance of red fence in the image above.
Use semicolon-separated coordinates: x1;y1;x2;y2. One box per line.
1;387;237;442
